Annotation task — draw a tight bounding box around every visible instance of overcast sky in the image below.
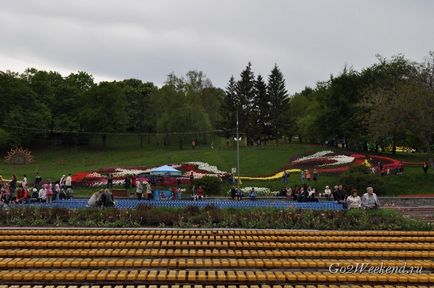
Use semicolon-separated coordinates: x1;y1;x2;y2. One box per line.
1;0;433;93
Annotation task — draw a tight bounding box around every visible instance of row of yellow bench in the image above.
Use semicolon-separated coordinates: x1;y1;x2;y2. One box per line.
0;229;433;285
0;270;433;283
0;229;433;236
0;248;432;259
0;257;432;269
1;235;432;243
0;285;433;288
1;241;432;250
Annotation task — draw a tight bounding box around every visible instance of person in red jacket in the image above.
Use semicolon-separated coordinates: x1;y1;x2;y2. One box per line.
15;187;29;204
196;186;205;200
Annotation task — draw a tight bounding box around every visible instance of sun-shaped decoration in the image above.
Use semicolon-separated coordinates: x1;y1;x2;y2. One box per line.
4;147;33;165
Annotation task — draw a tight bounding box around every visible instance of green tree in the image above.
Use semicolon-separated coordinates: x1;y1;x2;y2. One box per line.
360;55;416;153
79;82;128;146
154;85;211;149
267;64;289;142
200;87;225;129
253;74;271;142
235;62;255;144
0;71;51;145
415;52;434;167
220;76;238;137
120;79;157;147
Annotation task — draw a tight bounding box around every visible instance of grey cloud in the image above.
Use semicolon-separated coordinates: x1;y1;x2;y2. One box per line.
0;0;433;93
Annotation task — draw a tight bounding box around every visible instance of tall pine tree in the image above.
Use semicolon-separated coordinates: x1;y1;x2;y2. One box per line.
267;64;289;141
235;62;255;144
253;74;271;142
220;76;237;137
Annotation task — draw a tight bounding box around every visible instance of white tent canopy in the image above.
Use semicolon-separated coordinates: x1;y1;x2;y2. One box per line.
149;165;182;176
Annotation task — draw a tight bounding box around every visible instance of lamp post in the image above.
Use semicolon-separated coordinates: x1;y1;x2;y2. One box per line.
234;111;241;186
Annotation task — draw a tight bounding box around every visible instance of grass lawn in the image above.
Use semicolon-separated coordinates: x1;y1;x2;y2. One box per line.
0;141;433;197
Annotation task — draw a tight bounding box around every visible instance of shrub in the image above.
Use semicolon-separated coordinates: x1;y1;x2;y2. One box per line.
0;206;431;231
193;176;223;195
339;166;385;195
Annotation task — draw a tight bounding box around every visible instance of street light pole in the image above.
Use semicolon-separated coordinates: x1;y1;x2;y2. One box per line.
236;111;240;186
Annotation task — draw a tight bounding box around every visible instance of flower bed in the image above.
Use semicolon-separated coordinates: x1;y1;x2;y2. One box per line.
72;162;230;187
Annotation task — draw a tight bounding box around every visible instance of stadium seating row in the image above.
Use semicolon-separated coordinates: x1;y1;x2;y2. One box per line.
1;241;432;250
0;228;432;285
0;249;432;259
0;257;432;269
0;269;433;283
1;235;432;242
0;285;433;288
1;229;433;236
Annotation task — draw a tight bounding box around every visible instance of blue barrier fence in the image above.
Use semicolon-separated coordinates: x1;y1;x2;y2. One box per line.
25;199;343;210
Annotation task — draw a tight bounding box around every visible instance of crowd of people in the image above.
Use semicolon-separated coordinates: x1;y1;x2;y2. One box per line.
0;173;74;209
275;183;380;209
87;188;115;208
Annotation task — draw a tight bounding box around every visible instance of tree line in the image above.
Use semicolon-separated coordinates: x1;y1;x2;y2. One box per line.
0;53;433;166
0;69;224;149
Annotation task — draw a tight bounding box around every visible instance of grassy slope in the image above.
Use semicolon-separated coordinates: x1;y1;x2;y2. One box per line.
0;143;324;180
0;142;433;196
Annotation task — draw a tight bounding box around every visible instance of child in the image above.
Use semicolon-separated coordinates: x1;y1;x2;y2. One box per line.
46;182;53;204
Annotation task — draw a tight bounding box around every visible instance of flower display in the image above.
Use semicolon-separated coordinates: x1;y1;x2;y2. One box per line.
240;187;271;196
291;150;354;168
71;152;403;186
239;169;302;181
292;150;335;163
185;162;227;175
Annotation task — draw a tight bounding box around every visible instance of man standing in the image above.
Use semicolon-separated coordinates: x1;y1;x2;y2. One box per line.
34;172;42;189
423;162;429;174
65;174;72;189
362;187;380;209
282;170;289;183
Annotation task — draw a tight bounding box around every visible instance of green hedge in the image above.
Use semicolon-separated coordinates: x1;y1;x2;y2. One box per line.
192;176;224;195
339;165;386;195
0;206;431;230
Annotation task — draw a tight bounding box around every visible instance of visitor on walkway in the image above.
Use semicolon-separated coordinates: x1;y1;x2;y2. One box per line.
0;188;11;209
282;170;289;183
361;187;380;209
136;181;143;200
88;190;103;208
100;189;115;207
423;162;429;174
10;175;17;195
46;182;53;204
196;186;205;200
313;168;319;182
34;172;42;189
323;185;332;200
38;185;47;202
230;186;236;200
235;187;243;201
145;181;152;200
22;175;28;188
15;186;29;204
249;187;257;200
65;174;72;189
60;174;66;189
53;182;61;200
107;173;113;188
346;189;361;209
305;170;311;181
333;185;347;208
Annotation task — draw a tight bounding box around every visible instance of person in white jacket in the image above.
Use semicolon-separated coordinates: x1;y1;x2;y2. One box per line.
346;189;361;209
362;187;380;209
